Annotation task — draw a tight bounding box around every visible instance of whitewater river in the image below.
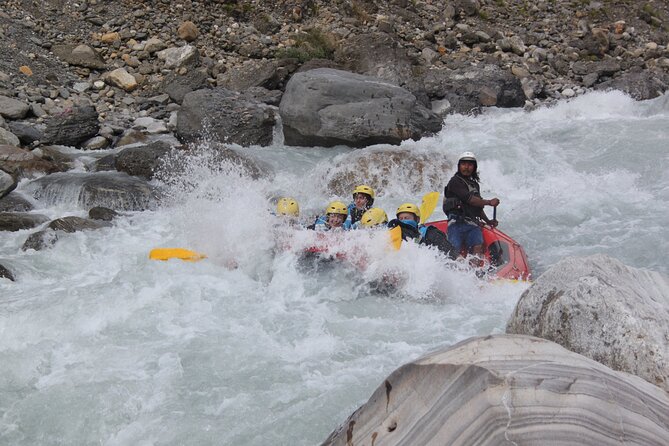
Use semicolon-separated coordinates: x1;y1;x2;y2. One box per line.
1;91;668;445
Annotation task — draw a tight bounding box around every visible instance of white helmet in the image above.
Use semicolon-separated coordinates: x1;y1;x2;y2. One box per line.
458;151;477;162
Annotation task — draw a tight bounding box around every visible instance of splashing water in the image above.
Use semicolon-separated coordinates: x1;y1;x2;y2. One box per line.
1;92;668;445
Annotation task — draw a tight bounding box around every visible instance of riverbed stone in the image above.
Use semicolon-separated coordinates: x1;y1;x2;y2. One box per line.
0;96;30;120
0;192;34;211
42;105;100;147
0;212;48;231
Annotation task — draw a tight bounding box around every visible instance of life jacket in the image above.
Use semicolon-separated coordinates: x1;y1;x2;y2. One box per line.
443;174;481;223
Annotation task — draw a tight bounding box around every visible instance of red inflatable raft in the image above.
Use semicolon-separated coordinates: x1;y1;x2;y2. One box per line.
425;219;531;281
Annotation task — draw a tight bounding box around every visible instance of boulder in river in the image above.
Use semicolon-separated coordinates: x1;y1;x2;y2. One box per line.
279;68;442;148
507;254;669;392
0;212;48;231
323;334;669;445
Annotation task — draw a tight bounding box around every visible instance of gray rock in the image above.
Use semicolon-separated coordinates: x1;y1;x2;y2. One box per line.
0;127;20;146
81;136;110;150
507;254;669;392
596;69;669;100
88;206;119;221
424;64;526;114
114;140;173;179
0;95;30;119
0;263;14;281
0;212;48;231
26;172;159;211
217;58;299;91
21;229;58;251
0;192;34;212
334;33;424;98
0;169;17;198
161;69;209;104
47;216;107;232
7;121;43;145
42;106;100;147
0;145;59;177
324;335;669;445
157;45;199;69
240;87;283;106
52;44;106;70
177;88;276;147
279;69;442;148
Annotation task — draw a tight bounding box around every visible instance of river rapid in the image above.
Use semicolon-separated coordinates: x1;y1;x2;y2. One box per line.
1;91;668;445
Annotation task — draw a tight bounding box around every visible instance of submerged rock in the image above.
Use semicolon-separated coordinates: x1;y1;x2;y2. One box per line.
324;335;669;445
26;172;159;211
324;148;452;196
507;254;669;392
0;192;34;212
0;263;14;281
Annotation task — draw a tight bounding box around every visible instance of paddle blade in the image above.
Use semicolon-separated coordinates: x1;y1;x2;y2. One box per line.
149;248;206;262
419;191;440;224
389;226;402;250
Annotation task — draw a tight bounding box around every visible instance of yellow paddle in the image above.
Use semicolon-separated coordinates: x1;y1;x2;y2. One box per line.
419;191;440;224
389;226;402;250
149;248;207;262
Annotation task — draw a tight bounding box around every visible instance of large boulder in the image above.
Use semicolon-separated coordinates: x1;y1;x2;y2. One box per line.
0;127;20;146
47;216;108;232
324;147;452;196
26;172;159;211
279;69;442;148
507;254;669;392
161;69;209;104
424;64;526;114
42;106;100;147
324;335;669;445
176;88;276;147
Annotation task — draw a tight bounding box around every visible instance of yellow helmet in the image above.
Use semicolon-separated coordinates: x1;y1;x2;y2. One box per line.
276;197;299;217
359;207;388;228
326;200;348;216
352;184;375;200
396;203;420;220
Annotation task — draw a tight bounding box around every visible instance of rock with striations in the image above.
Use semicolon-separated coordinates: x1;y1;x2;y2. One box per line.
279;68;442;148
42;106;100;147
324;335;669;446
507;254;669;392
26;172;159;211
47;216;108;232
177;88;276;147
424;64;526;114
